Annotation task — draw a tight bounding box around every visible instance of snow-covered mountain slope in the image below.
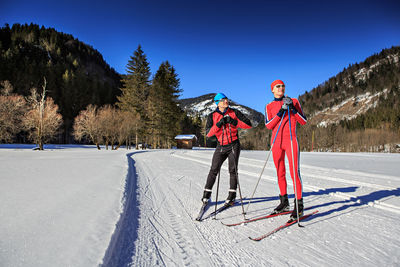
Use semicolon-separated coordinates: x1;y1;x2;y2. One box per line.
311;89;388;127
350;53;399;86
299;46;400;128
1;145;399;266
178;93;264;126
311;52;399;127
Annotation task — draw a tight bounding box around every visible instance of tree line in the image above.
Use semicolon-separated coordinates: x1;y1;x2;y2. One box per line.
0;45;201;149
1;23;202;149
0;79;62;150
2;23;398;152
0;23;121;142
115;45;192;149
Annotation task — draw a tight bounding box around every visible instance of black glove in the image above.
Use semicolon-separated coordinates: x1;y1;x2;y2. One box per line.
223;116;238;126
216;117;226;128
277;107;285;117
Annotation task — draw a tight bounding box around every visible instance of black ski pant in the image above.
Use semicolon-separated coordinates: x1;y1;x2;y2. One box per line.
204;140;240;195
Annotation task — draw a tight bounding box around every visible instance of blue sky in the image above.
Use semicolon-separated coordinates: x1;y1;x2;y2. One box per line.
1;0;400;113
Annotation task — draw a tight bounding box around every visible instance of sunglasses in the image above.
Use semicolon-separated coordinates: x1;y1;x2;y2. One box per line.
275;85;285;88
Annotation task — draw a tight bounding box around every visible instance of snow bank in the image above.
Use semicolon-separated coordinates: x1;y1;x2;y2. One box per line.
0;146;128;266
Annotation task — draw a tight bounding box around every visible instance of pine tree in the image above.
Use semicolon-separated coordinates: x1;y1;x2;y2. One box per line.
150;61;182;148
117;45;151;149
147;77;163;148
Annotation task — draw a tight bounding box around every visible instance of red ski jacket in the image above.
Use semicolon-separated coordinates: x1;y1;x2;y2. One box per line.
265;97;307;145
206;107;252;145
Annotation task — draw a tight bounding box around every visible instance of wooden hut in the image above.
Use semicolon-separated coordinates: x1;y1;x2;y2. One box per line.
175;134;197;149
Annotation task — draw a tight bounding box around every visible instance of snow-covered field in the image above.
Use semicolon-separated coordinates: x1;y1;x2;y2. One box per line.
1;145;399;266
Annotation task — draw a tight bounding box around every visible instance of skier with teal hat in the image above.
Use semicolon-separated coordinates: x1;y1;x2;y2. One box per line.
214;93;228;105
199;92;252;212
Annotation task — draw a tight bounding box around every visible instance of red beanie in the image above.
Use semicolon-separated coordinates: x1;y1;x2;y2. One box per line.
271;80;285;91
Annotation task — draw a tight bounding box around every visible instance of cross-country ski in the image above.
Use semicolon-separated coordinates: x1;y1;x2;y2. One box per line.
249;210;319;241
221;206;315;227
195;201;209;221
196;201;238;221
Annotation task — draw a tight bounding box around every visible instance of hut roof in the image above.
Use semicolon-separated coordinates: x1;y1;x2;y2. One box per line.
175;134;197;140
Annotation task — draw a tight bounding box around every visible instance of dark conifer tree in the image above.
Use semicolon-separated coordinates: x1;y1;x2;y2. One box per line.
117;45;151;148
150;61;182;148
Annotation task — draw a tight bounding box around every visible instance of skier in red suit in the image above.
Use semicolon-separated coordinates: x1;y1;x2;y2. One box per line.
201;93;252;205
265;80;307;219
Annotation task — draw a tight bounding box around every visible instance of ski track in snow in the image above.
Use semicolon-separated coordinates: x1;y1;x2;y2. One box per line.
104;149;400;266
128;151;262;266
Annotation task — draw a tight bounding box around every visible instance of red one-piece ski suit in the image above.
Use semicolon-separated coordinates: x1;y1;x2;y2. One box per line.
265;97;307;199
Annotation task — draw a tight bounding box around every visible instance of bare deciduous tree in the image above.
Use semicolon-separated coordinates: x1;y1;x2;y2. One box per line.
22;80;63;150
115;110;138;150
97;105;119;150
73;104;102;150
73;104;139;150
0;81;27;143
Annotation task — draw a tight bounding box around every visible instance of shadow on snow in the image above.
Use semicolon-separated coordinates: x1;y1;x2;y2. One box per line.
207;186;400;221
308;187;400;222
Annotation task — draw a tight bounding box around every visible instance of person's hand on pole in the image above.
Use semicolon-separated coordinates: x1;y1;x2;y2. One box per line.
223;115;238;126
216;117;226;128
283;96;294;110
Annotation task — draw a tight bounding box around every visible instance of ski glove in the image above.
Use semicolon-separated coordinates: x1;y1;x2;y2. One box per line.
216;117;226;128
283;97;295;111
216;116;238;128
223;116;238;126
283;96;293;105
277;108;286;117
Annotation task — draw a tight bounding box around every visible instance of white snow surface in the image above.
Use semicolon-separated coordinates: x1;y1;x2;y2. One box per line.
1;145;400;266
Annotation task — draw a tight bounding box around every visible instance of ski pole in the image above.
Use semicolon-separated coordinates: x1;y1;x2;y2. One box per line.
228;123;246;220
288;108;303;227
214;125;224;220
245;110;286;215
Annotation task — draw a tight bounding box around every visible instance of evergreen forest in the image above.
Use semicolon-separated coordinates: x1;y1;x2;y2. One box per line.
0;23;201;149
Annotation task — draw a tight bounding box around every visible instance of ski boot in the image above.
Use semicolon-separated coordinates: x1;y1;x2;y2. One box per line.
202;190;212;204
290;198;304;220
271;194;289;214
224;191;236;206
